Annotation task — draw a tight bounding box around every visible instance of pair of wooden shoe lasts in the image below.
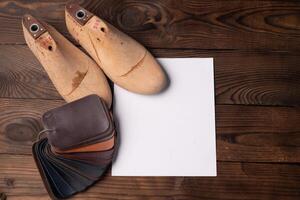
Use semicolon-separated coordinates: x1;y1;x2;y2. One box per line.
22;3;166;108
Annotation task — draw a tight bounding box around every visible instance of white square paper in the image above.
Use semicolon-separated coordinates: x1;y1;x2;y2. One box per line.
112;58;216;176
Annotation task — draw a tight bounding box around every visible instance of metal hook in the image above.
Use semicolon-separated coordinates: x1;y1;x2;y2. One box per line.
36;128;55;141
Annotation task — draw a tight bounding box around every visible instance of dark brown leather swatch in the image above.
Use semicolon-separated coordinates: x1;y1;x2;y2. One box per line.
43;94;114;151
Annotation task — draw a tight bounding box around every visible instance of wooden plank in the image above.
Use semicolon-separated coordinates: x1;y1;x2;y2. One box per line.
216;105;300;162
0;155;300;200
0;0;300;50
0;45;61;100
0;98;64;155
1;45;299;106
0;98;299;163
153;49;300;106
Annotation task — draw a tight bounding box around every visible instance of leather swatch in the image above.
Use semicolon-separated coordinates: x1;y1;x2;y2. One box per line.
52;134;115;153
32;95;117;199
43;94;114;151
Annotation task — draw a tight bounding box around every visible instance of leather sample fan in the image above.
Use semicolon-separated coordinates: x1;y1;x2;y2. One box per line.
33;95;117;199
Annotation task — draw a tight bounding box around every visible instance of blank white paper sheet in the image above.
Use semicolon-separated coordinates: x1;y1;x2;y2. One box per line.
112;58;216;176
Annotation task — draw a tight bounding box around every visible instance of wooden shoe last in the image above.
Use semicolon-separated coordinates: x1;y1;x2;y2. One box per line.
22;15;112;107
65;4;167;94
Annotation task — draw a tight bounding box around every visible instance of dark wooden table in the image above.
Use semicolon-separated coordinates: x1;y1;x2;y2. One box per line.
0;0;300;199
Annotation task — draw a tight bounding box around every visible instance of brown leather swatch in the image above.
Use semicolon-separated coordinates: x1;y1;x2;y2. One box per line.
52;134;115;153
43;95;114;151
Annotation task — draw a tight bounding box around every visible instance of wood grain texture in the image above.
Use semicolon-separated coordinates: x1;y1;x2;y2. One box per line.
0;98;299;163
0;0;300;50
0;45;60;100
217;105;300;162
1;45;299;106
152;49;300;106
1;155;300;200
0;98;64;154
0;1;299;199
